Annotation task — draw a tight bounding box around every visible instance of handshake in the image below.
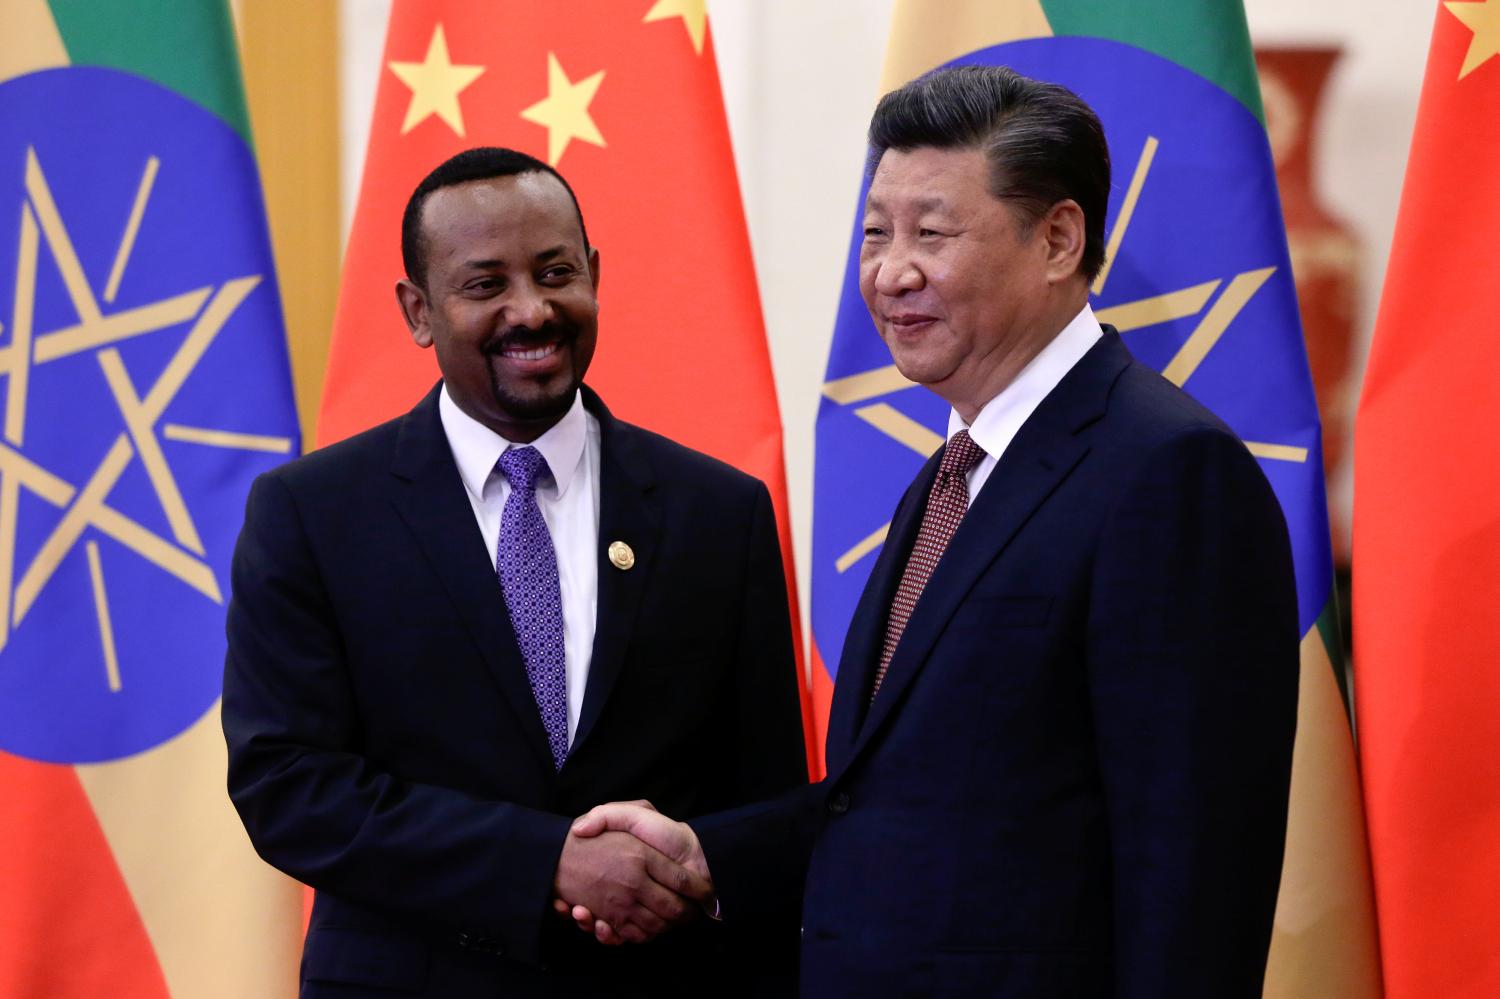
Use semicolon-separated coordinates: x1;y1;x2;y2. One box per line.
551;801;712;945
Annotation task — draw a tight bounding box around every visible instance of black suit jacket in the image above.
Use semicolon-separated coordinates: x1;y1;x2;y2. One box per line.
223;385;807;997
695;332;1299;998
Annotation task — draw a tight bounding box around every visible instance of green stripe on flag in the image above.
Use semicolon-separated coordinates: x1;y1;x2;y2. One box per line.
1314;593;1355;718
46;0;251;144
1038;0;1265;123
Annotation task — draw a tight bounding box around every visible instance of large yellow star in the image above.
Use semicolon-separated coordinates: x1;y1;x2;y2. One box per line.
0;149;294;672
644;0;708;55
519;53;606;166
1446;0;1500;79
388;24;486;136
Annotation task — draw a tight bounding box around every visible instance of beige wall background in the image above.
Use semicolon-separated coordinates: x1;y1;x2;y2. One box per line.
335;0;1432;636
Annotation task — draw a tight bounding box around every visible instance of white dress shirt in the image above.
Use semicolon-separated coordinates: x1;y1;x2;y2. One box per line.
948;303;1104;504
439;386;601;746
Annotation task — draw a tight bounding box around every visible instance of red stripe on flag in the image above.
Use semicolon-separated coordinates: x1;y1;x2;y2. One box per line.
808;642;835;780
1354;5;1500;996
0;751;168;998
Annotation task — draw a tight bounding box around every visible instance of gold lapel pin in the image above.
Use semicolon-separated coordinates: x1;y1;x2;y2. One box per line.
608;540;635;571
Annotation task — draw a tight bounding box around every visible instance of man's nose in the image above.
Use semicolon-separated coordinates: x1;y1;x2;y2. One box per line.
873;241;923;296
503;280;553;329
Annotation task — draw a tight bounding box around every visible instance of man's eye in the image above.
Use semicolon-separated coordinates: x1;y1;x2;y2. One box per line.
862;225;886;239
540;266;575;282
461;278;505;297
919;228;945;238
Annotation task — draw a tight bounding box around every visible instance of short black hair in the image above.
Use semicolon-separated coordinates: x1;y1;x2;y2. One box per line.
868;65;1111;279
400;147;591;286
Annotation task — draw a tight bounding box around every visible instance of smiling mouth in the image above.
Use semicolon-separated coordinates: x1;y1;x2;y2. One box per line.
499;342;561;361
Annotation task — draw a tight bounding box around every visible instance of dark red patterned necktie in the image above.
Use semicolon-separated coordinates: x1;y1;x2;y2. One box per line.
870;429;987;701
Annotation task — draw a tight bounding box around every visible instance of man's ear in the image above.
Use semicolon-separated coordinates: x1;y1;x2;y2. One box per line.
587;246;602;296
395;279;433;348
1042;199;1087;284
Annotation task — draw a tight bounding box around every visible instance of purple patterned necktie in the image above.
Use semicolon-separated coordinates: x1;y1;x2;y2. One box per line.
495;446;568;770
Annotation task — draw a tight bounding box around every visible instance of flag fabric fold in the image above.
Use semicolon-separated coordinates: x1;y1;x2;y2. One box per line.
811;2;1381;994
0;0;303;995
1355;3;1500;996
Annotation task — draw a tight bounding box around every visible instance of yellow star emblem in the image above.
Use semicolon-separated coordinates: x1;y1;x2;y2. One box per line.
644;0;708;55
1446;0;1500;78
519;53;607;166
388;23;486;136
1;149;292;686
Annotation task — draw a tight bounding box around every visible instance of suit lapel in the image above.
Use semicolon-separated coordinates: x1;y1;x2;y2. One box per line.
845;333;1133;767
387;385;555;774
571;389;662;753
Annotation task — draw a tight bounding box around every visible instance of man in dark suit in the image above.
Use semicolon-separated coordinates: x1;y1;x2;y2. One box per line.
222;147;807;997
568;66;1300;997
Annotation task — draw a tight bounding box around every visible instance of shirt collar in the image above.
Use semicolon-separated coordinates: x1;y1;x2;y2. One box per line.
947;302;1103;453
439;386;588;500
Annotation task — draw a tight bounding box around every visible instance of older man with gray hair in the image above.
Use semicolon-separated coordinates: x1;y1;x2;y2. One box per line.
565;64;1300;999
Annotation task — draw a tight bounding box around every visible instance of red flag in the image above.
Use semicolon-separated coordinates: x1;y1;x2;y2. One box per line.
324;1;814;765
1354;3;1500;996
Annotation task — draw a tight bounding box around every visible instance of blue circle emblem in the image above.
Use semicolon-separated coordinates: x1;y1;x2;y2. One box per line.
0;68;299;762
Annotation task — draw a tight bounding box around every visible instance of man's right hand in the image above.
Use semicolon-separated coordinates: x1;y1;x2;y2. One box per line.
552;819;713;945
565;802;713;944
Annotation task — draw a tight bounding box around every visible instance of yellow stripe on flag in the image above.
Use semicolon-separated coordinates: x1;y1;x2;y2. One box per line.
879;0;1052;91
237;0;341;445
1263;629;1382;999
75;702;303;999
0;0;69;84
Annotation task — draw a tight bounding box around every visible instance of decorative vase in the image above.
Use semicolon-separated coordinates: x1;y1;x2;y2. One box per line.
1255;45;1359;567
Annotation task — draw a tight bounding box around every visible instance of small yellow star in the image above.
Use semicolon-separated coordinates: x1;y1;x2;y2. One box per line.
388;24;486;136
519;53;606;166
644;0;708;55
1446;0;1500;79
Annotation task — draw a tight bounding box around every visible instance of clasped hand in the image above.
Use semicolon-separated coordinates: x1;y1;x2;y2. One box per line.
552;800;712;945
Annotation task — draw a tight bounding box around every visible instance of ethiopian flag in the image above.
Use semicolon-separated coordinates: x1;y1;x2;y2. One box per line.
810;2;1381;994
0;1;303;995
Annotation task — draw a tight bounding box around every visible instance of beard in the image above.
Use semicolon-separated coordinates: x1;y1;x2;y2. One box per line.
487;374;577;422
483;320;587;422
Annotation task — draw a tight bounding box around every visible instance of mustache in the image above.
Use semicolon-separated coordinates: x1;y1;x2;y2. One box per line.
482;321;578;355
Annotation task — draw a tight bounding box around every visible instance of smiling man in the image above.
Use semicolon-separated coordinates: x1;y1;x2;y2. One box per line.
222;148;807;998
571;67;1301;997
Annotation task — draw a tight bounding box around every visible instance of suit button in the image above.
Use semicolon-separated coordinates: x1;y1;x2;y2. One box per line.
457;932;473;949
827;791;850;815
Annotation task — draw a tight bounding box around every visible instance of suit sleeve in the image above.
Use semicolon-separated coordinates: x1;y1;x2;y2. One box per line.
1086;427;1299;999
222;472;570;966
692;783;824;930
721;482;810;801
689;472;937;931
688;482;818;935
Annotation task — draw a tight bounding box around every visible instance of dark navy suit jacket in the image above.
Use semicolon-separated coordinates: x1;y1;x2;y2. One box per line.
223;385;807;997
695;331;1299;998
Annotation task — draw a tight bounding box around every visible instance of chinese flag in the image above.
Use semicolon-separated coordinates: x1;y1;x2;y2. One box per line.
323;1;814;764
1354;3;1500;996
